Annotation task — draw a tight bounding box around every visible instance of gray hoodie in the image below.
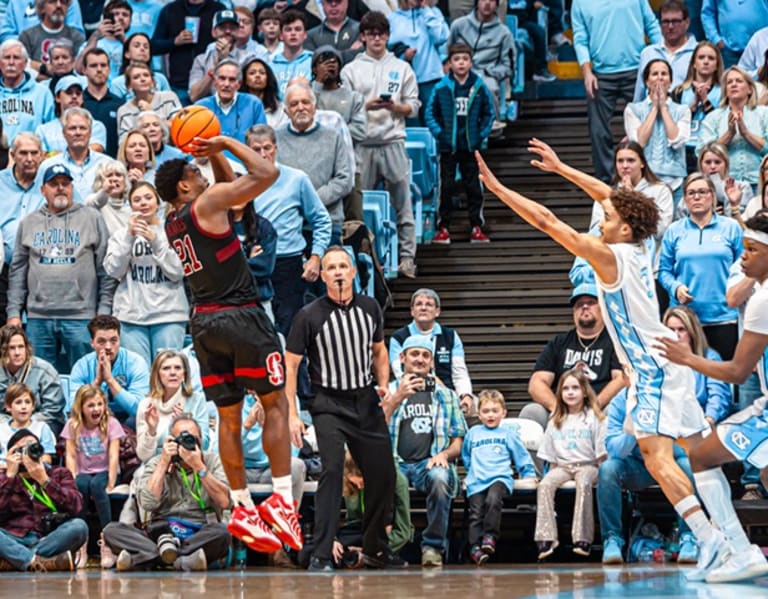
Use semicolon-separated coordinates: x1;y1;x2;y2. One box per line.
447;11;514;82
7;203;115;320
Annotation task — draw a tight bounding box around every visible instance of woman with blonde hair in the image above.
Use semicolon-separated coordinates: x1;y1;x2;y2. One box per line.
116;62;181;141
85;160;132;235
687;141;752;219
117;129;156;185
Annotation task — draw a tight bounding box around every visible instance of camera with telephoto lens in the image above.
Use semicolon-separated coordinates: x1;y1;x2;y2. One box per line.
420;375;436;393
171;431;199;463
14;441;45;461
41;512;71;535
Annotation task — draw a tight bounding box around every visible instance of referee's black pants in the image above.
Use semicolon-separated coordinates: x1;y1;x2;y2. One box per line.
311;386;396;561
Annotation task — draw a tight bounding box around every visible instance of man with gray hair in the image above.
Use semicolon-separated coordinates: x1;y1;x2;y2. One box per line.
0;40;55;143
38;107;110;202
388;288;476;414
276;82;353;245
0;132;45;322
18;0;85;72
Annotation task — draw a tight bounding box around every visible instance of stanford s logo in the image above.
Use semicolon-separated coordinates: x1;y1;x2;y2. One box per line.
266;352;284;386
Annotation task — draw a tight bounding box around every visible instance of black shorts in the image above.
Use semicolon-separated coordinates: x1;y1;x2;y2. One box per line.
190;304;284;407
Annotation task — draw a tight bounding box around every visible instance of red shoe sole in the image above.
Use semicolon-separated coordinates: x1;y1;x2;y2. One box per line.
227;520;283;553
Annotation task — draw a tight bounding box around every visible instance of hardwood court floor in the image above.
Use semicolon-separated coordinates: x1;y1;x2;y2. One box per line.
3;565;768;599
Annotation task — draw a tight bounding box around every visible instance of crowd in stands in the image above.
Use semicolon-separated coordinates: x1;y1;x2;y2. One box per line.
0;0;765;576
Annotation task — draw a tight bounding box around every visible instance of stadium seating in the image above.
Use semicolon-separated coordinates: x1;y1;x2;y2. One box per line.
362;189;399;279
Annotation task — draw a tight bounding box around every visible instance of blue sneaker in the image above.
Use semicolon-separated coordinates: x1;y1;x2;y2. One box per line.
602;536;623;565
677;533;699;564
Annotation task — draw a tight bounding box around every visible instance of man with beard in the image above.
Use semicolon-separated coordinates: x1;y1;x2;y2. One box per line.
520;282;626;430
275;82;353;246
18;0;85;72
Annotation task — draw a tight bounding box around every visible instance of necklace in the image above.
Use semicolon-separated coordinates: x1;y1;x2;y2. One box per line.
576;332;599;352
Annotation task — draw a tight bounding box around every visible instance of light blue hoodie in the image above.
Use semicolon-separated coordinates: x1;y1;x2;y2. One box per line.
270;50;314;98
0;0;84;42
0;72;55;143
387;6;448;84
702;0;768;52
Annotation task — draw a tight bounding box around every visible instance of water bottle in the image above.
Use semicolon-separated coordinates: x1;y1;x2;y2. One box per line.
638;548;655;562
640;522;664;542
653;548;671;563
234;538;247;570
666;526;680;559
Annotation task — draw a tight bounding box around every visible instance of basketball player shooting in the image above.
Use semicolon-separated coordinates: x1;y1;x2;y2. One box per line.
475;145;730;582
155;135;303;554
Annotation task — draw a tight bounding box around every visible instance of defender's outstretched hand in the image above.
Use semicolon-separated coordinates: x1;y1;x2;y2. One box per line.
475;151;505;196
528;138;563;173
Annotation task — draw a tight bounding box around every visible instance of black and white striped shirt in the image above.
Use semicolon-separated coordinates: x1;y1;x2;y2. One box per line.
286;295;384;391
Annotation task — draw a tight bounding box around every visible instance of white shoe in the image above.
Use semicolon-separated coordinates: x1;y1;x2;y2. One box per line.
75;540;88;569
686;530;731;582
706;544;768;583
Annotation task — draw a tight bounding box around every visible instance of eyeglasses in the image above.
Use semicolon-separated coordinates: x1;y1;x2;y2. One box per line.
685;189;712;198
660;18;685;26
364;31;387;38
238;19;253;26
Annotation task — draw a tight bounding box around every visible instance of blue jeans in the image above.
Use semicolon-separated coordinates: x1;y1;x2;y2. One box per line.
76;471;112;529
398;458;456;552
0;517;88;570
26;318;91;373
739;372;764;489
597;454;693;544
120;321;187;367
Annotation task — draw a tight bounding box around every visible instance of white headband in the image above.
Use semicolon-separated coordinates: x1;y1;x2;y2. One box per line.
744;228;768;246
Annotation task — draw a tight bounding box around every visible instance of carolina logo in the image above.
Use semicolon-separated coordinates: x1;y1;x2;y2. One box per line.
410;416;431;434
731;431;751;451
636;409;655;426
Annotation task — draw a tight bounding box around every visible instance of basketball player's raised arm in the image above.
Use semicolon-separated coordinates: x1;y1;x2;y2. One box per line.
476;151;618;283
527;138;611;203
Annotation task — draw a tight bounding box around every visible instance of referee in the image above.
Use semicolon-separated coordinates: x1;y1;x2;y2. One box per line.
285;246;403;571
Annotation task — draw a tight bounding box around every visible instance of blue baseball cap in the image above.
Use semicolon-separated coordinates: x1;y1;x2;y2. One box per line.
213;10;238;28
54;74;84;95
401;335;433;354
569;283;598;305
42;164;73;184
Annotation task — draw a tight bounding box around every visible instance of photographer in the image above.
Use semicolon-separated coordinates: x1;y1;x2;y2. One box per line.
0;429;87;572
382;335;467;568
101;414;231;571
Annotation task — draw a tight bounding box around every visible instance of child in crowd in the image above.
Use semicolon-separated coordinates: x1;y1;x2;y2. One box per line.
534;368;606;560
462;389;537;565
426;44;495;245
258;8;283;61
0;383;56;467
62;384;125;567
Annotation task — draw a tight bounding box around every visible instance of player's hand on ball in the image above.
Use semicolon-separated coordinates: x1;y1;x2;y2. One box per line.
188;136;228;156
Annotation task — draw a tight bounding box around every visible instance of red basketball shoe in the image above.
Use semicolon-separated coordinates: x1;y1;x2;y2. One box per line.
257;493;304;551
227;505;283;553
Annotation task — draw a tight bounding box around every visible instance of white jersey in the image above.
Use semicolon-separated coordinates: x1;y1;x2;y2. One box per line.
743;278;768;411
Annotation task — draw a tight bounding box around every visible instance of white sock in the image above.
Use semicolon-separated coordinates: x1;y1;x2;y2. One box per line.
231;488;255;510
272;475;293;505
694;468;751;553
676;501;712;542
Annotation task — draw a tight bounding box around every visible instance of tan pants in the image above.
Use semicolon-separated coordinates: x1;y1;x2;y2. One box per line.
534;464;598;544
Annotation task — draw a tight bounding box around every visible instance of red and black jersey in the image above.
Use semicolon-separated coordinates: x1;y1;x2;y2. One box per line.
165;202;259;306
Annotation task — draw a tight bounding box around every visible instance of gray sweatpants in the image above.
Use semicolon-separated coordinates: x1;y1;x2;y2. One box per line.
358;141;416;261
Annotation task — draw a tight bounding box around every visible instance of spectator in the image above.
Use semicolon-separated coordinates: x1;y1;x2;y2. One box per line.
246;125;332;337
427;43;495;245
271;10;314;98
137;111;187;168
742;154;768;220
151;0;226;105
258;8;283;61
0;133;46;323
38;108;111;203
306;0;363;65
102;414;231;572
387;0;448;125
384;335;467;567
68;315;150;430
572;0;661;182
624;58;691;198
520;283;625;430
738;25;768;77
117;62;181;141
104;181;188;365
0;327;65;436
135;350;209;462
691;141;752;220
663;306;732;426
188;10;245;102
232;7;268;62
598;388;698;565
389;288;476;415
18;0;85;72
0;40;55;145
117;129;156;186
507;0;556;83
241;57;286;128
0;0;83;44
633;0;697;103
534;368;606;560
276;82;353;244
697;66;768;188
35;76;108;155
463;389;537;566
61;384;124;568
77;1;133;79
0;428;87;572
447;0;513;130
7;164;114;373
84;160;131;235
0;383;57;464
341;11;420;278
108;33;172;100
659;172;744;361
196;58;267;145
127;0;164;37
82;48;122;158
40;38;77;90
702;0;768;68
670;41;724;173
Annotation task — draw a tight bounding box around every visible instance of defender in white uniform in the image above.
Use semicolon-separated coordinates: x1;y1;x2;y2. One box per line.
659;211;768;583
476;146;729;583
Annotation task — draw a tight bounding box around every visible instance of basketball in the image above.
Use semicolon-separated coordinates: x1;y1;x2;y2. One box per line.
170;106;221;153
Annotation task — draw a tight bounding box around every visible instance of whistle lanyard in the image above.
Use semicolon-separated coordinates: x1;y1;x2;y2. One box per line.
178;467;207;511
22;478;57;512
